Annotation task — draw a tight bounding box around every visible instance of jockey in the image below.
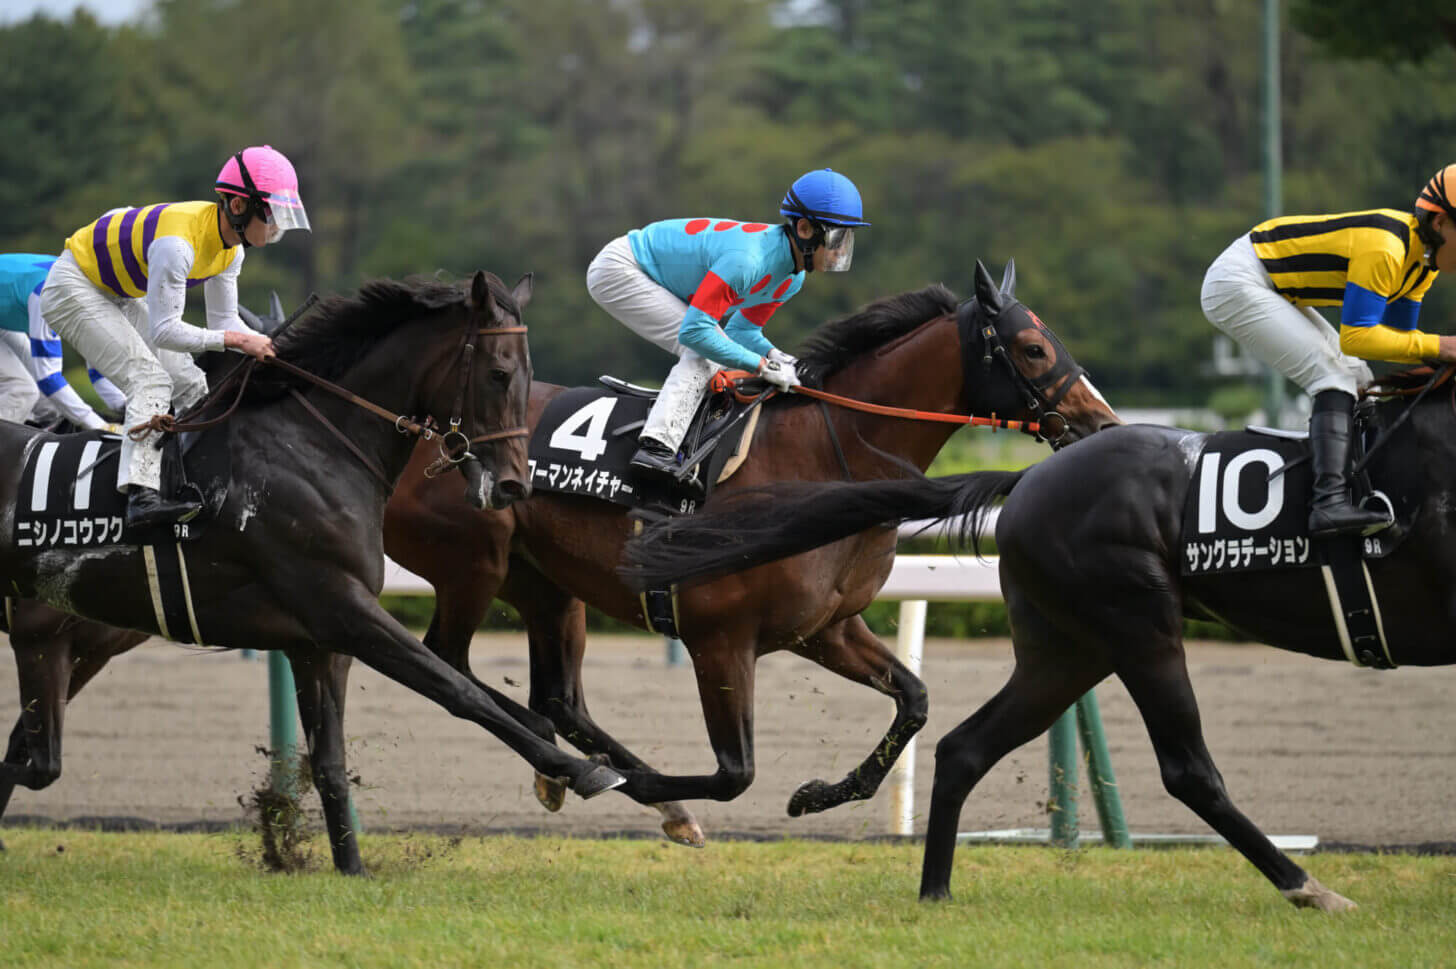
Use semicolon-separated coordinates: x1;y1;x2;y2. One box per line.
1201;166;1456;538
586;168;869;490
40;146;309;529
0;253;123;430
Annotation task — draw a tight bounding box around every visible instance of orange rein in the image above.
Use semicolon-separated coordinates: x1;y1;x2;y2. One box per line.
710;369;1041;434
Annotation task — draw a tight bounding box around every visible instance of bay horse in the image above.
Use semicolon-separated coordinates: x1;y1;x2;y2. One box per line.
619;372;1456;911
0;271;628;874
378;261;1120;842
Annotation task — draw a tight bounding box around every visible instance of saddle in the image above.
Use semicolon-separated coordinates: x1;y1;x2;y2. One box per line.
1179;415;1414;669
12;423;231;550
527;374;767;517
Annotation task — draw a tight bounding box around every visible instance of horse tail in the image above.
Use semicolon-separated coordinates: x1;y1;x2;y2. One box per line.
620;469;1025;591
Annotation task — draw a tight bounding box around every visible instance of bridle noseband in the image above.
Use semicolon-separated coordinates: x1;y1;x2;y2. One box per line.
960;298;1084;447
422;316;530;478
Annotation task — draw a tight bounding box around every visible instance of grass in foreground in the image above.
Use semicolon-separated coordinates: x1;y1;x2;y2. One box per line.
1;830;1453;969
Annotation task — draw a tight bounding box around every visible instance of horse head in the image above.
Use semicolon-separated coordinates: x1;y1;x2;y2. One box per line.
444;270;533;510
965;259;1121;447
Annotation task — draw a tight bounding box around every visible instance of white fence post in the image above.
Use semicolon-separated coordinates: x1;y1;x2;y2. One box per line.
888;598;927;836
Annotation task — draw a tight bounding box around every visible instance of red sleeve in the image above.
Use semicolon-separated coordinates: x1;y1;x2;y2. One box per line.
688;271;743;319
737;302;782;326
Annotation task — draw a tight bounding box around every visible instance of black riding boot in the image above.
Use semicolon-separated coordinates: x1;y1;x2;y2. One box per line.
1307;390;1388;538
125;486;202;530
629;437;680;481
629;438;704;496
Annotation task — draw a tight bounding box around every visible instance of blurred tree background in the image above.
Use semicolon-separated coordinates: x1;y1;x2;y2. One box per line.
3;0;1453;410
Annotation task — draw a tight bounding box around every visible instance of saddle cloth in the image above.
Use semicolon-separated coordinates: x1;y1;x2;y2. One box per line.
1180;428;1411;670
527;380;762;515
12;427;230;549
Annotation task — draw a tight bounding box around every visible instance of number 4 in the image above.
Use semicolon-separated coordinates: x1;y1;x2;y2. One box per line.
548;397;617;462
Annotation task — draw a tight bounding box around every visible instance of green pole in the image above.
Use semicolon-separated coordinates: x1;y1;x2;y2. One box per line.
1074;692;1131;848
1263;0;1288;426
266;650;299;794
1047;706;1079;847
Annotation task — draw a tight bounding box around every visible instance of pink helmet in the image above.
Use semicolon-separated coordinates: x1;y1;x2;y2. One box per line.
215;145;310;241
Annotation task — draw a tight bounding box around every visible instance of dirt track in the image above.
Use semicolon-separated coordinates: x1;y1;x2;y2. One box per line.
2;633;1453;846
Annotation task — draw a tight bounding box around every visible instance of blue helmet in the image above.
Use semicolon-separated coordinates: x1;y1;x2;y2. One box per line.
780;169;870;228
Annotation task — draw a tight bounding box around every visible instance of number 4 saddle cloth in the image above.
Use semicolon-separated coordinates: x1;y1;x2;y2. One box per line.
527;378;763;516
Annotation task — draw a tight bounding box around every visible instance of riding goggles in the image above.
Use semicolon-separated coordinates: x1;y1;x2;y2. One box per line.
819;226;855;272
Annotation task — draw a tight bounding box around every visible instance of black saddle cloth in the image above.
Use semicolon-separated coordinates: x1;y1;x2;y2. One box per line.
1178;423;1414;577
527;377;761;516
13;426;231;549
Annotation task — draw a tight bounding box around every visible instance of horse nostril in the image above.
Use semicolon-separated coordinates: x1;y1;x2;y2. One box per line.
1099;421;1123;432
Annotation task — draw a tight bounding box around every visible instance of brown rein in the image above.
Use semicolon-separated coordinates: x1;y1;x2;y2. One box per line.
128;324;530;482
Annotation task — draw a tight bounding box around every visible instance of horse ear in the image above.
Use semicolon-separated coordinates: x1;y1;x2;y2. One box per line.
512;273;534;312
470;270;500;320
974;260;1002;314
999;259;1016;299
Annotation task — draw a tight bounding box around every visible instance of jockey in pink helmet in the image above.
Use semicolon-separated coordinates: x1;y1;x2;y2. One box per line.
215;146;311;246
41;145;308;529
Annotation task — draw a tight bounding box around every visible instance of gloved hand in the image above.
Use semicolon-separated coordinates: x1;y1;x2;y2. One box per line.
767;347;799;370
758;356;801;391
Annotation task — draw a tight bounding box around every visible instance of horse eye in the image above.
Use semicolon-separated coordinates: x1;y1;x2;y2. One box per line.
1025;345;1046;360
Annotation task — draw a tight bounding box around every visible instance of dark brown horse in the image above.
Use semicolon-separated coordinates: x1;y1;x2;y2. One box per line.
0;272;630;874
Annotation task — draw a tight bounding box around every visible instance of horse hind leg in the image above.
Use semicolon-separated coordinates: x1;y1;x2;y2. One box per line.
503;564;703;847
1111;633;1355;913
783;614;929;817
286;649;366;876
921;596;1110;901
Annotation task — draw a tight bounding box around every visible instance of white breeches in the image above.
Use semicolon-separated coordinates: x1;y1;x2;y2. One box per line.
1201;235;1371;399
40;252;208;491
586;235;721;451
0;331;39;423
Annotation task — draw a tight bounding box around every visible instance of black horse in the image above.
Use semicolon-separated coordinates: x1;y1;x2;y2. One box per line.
0;271;624;874
622;374;1456;911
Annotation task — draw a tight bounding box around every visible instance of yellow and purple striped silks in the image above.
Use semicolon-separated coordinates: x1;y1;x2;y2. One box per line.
64;200;239;298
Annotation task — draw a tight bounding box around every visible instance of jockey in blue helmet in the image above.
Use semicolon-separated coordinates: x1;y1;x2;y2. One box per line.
585;168;869;492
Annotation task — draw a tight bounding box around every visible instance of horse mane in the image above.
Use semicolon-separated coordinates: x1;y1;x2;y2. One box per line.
793;284;959;386
243;274;518;404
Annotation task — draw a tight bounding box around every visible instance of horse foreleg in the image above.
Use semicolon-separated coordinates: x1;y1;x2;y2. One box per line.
1112;634;1355;912
424;577;558;745
287;649;366;876
504;567;702;846
784;614;929;817
613;632;759;806
300;579;624;802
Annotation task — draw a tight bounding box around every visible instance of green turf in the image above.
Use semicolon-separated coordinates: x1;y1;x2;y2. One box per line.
2;831;1453;968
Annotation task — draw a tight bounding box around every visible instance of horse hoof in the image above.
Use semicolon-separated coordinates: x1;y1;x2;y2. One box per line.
661;817;706;848
572;764;626;800
534;772;567;813
787;778;836;817
1282;877;1357;912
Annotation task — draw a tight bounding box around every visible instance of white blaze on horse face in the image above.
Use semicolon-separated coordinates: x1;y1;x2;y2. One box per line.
1079;376;1111;409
